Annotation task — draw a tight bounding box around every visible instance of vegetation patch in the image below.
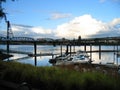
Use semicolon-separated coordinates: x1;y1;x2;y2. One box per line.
0;61;120;90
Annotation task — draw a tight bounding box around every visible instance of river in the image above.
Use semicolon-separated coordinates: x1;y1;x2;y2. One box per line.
0;45;120;66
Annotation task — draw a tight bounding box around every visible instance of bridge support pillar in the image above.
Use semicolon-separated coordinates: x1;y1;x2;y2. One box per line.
7;41;9;61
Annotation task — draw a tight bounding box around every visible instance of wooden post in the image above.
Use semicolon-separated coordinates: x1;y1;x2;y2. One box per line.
117;45;118;65
52;54;54;59
90;44;92;63
60;43;62;56
73;39;75;53
66;44;69;55
99;45;101;60
70;44;71;57
34;42;37;66
73;44;75;53
84;45;86;51
113;45;116;63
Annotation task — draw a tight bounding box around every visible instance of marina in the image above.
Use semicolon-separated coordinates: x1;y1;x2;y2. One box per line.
0;44;120;66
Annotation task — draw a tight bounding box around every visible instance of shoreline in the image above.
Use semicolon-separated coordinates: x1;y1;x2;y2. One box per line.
0;51;13;60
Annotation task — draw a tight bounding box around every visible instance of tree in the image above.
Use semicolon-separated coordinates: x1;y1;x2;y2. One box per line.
0;0;15;19
0;0;5;18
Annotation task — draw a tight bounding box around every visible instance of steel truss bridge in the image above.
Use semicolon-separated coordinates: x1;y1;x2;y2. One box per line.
0;36;120;46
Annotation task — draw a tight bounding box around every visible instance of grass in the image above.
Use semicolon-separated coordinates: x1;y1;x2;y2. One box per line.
0;61;120;90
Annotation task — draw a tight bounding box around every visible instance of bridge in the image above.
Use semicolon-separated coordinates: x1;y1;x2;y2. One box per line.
0;36;120;46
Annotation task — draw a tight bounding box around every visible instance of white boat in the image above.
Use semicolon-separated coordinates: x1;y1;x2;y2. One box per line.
49;53;70;65
69;50;90;63
49;50;92;65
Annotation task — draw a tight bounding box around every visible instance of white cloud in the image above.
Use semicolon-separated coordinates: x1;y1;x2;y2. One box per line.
109;18;120;26
31;27;52;34
12;25;24;32
48;12;72;20
6;14;120;39
11;24;53;38
88;17;120;37
55;14;107;39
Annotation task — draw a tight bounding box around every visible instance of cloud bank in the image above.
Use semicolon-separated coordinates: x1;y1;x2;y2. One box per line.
1;14;120;39
55;15;106;38
55;14;120;39
11;24;54;38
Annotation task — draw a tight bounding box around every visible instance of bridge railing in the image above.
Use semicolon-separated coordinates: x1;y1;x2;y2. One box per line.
0;37;35;42
1;36;120;45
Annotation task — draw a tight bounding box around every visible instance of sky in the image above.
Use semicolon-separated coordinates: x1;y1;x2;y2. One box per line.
0;0;120;39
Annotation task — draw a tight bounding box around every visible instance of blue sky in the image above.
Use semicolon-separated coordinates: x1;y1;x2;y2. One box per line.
0;0;120;39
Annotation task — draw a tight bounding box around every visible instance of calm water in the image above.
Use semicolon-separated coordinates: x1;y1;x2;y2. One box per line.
0;45;120;66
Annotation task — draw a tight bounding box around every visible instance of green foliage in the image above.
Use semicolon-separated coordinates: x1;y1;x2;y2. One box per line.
0;0;15;18
0;61;120;90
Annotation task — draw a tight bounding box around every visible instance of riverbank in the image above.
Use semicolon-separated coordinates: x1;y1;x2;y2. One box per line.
0;61;120;90
0;51;13;60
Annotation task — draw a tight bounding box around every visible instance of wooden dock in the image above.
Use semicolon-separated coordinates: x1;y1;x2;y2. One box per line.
85;50;118;53
0;49;32;55
28;53;58;57
1;49;119;57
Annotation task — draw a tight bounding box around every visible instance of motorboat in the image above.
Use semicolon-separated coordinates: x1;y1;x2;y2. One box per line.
49;54;70;65
68;50;90;63
49;50;92;65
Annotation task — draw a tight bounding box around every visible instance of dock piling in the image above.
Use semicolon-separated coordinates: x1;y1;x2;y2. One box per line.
60;43;62;56
99;45;101;60
117;45;119;65
90;44;92;63
34;42;37;66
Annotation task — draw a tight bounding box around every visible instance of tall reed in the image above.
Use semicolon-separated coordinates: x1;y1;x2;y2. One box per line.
0;61;120;90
